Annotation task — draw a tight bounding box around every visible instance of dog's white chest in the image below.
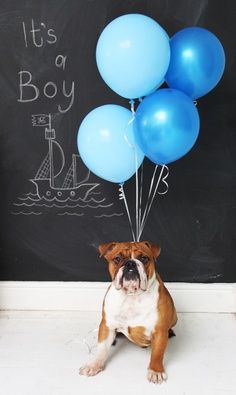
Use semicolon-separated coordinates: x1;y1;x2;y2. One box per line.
104;280;159;338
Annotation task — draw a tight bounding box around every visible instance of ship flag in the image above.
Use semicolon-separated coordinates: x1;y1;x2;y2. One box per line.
32;114;51;127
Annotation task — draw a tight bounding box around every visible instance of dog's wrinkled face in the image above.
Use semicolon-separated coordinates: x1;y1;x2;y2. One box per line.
99;241;161;294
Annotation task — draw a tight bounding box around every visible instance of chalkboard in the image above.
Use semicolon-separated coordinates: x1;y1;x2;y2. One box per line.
0;0;235;282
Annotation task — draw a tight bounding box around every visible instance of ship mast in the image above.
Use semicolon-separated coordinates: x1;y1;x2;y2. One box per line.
45;114;56;188
72;154;77;188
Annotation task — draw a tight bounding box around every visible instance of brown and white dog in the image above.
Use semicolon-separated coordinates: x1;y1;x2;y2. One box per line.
79;241;177;384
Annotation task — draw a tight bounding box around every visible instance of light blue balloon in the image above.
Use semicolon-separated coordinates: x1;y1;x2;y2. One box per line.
77;105;144;183
134;89;200;165
165;27;225;99
96;14;170;99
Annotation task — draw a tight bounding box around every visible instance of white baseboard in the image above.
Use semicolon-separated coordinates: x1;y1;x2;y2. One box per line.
0;281;235;313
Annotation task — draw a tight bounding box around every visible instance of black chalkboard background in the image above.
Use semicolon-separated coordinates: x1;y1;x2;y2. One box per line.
0;0;235;282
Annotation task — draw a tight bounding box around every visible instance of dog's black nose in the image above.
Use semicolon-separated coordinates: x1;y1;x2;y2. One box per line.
123;260;140;282
125;260;136;270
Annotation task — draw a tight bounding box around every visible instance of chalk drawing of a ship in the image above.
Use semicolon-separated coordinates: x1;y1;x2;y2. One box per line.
31;113;98;201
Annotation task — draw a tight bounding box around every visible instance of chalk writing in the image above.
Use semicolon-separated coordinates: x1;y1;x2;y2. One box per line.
22;20;57;48
13;20;123;218
55;55;67;70
18;71;74;113
18;21;75;114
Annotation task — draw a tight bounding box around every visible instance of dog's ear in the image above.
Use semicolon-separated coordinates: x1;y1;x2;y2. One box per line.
143;241;161;259
99;242;116;258
151;243;161;259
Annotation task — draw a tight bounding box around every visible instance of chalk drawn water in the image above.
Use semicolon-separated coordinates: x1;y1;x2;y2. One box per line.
12;114;123;218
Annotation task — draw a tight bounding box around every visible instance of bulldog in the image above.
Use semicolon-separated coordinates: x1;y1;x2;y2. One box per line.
79;241;177;384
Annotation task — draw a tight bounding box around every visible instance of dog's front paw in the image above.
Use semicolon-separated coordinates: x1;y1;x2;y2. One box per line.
147;369;167;384
79;362;104;377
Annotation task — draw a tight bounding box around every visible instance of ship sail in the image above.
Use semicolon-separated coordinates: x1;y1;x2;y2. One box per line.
62;163;74;189
34;140;65;184
61;155;90;189
51;140;65;178
35;153;50;180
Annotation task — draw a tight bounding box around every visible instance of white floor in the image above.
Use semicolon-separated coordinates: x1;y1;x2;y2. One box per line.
0;311;236;395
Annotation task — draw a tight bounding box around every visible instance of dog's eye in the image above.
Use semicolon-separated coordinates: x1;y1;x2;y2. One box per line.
140;255;149;264
113;256;122;264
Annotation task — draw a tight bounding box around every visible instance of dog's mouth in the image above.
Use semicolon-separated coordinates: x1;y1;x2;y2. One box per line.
114;260;148;294
121;266;140;293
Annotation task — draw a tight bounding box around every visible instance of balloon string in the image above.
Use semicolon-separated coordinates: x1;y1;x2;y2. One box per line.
124;99;136;148
138;165;162;240
125;98;140;241
121;99;138;241
138;164;158;240
135;97;143;241
137;162;144;242
129;99;135;114
157;166;169;195
139;164;158;230
135;150;139;241
138;165;168;240
139;165;169;239
119;183;136;242
128;99;140;241
120;99;169;242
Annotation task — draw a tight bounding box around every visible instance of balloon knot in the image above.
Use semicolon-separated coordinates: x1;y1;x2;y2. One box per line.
129;99;135;114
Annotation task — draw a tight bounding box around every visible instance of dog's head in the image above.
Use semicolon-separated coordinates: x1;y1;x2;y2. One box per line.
99;241;161;294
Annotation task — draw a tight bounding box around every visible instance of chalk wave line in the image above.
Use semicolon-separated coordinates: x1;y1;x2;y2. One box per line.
25;192;39;197
18;196;41;202
11;211;42;216
17;196;107;204
95;213;124;218
13;202;113;209
57;212;84;216
83;197;106;203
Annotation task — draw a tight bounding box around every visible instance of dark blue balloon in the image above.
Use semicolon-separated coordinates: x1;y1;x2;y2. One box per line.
134;89;200;165
165;27;225;99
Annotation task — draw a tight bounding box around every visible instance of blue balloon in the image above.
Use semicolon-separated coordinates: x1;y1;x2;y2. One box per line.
77;105;144;183
96;14;170;99
134;89;200;165
165;27;225;99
